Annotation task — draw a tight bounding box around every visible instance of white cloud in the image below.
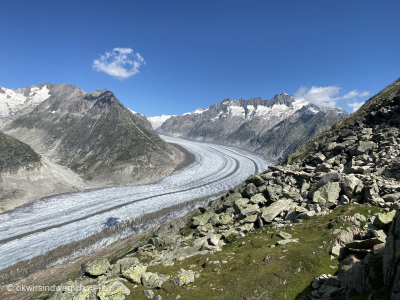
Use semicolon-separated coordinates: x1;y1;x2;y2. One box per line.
294;85;370;108
348;101;365;112
93;48;146;80
294;85;341;107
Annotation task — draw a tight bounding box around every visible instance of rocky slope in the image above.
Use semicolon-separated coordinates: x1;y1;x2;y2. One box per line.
157;94;348;160
0;131;84;212
33;78;400;300
0;83;184;209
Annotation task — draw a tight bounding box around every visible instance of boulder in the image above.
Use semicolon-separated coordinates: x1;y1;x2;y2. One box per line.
141;272;170;288
208;234;221;246
171;269;195;286
243;183;257;197
382;192;400;203
312;182;341;208
341;175;364;199
276;232;292;239
243;215;258;223
115;257;140;273
266;185;283;201
82;257;110;276
260;200;292;223
246;175;265;187
192;211;215;227
373;210;396;228
345;237;385;249
143;290;155;299
276;238;299;245
223;192;243;207
97;281;130;300
249;193;266;204
356;141;376;155
218;213;233;225
122;265;147;283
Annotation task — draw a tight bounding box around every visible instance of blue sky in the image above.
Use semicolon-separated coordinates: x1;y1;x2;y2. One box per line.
1;0;399;116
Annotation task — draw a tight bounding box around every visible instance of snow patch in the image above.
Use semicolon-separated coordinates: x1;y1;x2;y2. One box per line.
0;85;51;118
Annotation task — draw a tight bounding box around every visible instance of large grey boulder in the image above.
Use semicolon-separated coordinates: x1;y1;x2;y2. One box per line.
341;175;364;199
82;257;110;276
172;269;195;286
312;182;341;208
260;200;292;223
141;272;170;288
122;265;147;283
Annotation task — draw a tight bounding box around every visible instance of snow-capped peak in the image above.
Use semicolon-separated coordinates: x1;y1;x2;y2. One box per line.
0;85;51;118
183;107;209;115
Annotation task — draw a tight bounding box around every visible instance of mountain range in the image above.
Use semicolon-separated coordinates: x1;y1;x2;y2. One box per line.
155;93;348;160
0;84;184;211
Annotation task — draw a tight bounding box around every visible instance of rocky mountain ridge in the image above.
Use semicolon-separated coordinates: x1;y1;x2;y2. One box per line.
35;78;400;300
0;83;185;211
157;93;348;160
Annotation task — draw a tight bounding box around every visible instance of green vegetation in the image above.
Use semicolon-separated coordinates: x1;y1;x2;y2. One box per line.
107;204;378;300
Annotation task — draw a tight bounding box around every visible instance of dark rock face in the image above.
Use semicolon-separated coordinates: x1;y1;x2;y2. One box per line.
158;93;348;160
0;131;40;173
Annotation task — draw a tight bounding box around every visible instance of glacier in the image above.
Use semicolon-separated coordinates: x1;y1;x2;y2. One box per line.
0;135;271;271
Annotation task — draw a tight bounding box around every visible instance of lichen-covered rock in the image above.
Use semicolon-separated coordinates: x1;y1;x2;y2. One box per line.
192;211;215;227
141;272;170;288
73;285;97;300
312;182;341;208
218;213;233;225
82;257;110;276
122;265;147;283
114;257;140;274
374;210;396;228
172;269;195;286
97;281;130;300
249;193;266;204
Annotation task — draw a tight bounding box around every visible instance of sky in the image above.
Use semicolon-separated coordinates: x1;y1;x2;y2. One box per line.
1;0;399;116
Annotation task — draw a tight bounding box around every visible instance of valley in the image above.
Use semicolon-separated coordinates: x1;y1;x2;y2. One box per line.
0;135;271;283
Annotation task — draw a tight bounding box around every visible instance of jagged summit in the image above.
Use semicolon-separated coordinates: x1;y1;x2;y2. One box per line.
157;92;348;160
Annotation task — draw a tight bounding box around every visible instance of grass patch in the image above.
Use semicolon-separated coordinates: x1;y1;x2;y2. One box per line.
121;205;377;300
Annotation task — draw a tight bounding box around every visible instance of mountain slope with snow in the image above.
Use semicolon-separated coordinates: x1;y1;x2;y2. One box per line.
0;84;185;211
158;93;348;160
147;115;175;129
